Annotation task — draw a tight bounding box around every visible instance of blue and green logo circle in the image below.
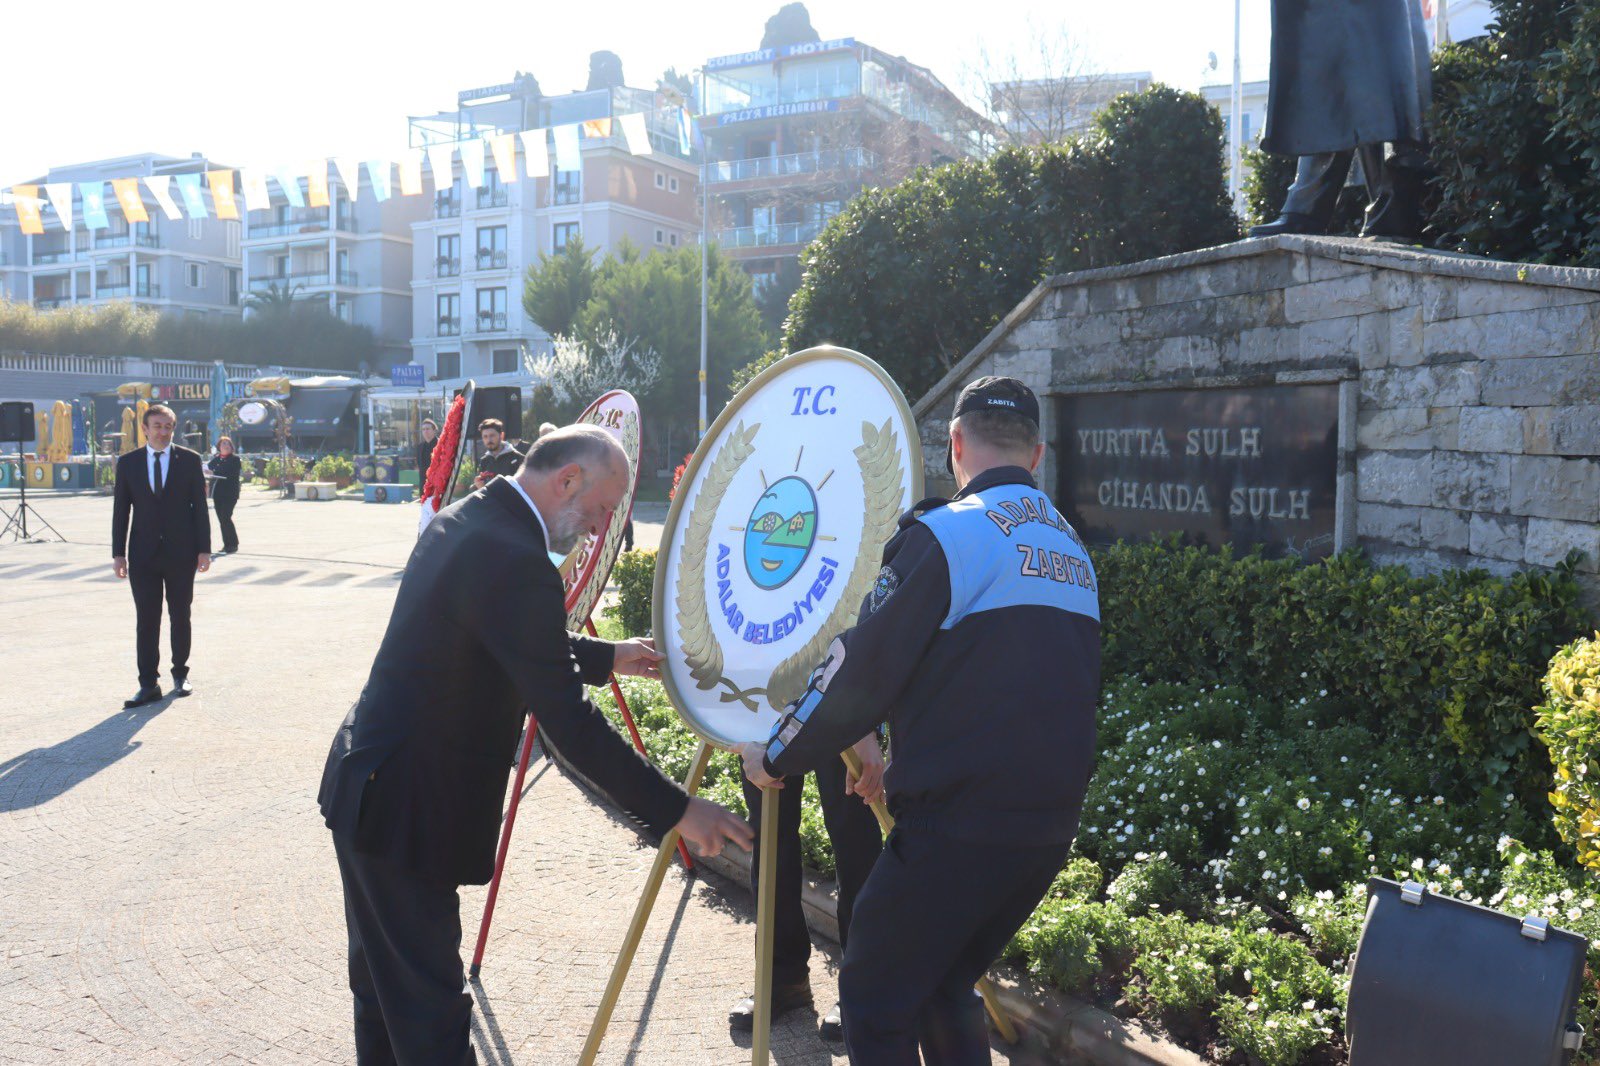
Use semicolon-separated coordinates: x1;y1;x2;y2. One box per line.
743;476;818;590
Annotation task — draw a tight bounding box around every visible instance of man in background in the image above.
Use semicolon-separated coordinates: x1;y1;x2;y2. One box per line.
416;419;438;484
112;404;211;708
473;418;524;488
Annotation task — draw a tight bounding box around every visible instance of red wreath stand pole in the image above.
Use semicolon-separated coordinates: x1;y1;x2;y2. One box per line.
470;620;691;978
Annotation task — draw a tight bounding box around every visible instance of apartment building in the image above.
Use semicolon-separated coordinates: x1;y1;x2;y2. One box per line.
240;171;424;367
0;153;242;318
700;36;989;293
408;74;700;384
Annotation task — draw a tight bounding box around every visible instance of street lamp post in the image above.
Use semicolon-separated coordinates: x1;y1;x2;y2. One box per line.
1230;0;1243;215
698;67;709;442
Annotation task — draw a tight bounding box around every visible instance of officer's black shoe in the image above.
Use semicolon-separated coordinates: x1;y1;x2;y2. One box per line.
819;1001;843;1041
1249;211;1323;238
124;685;162;708
727;981;813;1031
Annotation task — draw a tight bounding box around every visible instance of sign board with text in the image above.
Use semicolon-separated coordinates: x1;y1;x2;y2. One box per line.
1055;384;1339;560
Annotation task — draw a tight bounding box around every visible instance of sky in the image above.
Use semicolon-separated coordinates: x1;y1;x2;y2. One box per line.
0;0;1273;186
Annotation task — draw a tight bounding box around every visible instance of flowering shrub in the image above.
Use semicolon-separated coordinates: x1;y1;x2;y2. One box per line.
1536;633;1600;870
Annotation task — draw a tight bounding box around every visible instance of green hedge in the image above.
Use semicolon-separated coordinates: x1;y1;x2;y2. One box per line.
1096;541;1589;807
603;549;657;637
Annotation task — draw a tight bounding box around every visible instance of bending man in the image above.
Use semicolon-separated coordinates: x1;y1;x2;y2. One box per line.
319;425;752;1064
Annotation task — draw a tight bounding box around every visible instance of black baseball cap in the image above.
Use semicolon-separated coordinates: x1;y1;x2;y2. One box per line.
946;376;1041;473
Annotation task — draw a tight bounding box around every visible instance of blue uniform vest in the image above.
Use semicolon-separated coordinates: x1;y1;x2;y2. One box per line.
917;481;1100;628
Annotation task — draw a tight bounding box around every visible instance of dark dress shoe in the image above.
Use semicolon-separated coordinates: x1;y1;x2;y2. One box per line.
171;678;194;698
819;1001;843;1041
728;981;813;1031
1249;211;1323;238
124;686;163;708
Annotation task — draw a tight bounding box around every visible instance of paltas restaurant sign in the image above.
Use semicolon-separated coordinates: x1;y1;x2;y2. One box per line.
1056;384;1339;559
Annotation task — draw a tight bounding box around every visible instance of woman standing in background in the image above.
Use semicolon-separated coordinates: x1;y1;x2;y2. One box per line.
208;436;242;555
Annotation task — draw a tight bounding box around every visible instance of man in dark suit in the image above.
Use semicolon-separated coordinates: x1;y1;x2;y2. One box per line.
112;403;211;708
318;425;752;1064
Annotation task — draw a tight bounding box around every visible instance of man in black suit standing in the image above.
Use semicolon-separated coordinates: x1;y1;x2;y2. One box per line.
318;425;753;1064
112;403;211;708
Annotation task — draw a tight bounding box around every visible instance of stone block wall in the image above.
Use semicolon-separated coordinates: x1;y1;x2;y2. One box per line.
913;235;1600;603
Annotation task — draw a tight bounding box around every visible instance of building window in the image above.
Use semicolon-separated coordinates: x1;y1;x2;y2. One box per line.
554;169;581;206
552;222;580;252
491;348;519;374
476;225;507;270
336;300;352;322
272;255;289;278
476;287;507;331
437;293;460;336
669;233;679;247
654;172;666;189
655;228;665;245
669;176;680;193
437;351;461;379
186;262;205;288
227;267;240;306
225;220;240;258
436;234;460;276
188;218;204;242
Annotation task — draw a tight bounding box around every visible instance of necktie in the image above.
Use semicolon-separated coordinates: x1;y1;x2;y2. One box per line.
153;451;164;496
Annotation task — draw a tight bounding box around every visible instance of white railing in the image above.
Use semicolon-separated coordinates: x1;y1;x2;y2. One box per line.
0;350;343;381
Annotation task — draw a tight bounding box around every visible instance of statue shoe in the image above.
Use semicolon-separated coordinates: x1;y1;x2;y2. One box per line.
1249;211;1324;238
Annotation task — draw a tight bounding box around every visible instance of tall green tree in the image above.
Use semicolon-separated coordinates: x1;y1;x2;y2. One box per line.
522;237;597;339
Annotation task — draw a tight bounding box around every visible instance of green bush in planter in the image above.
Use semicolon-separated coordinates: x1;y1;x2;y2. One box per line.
311;454;355;482
603;550;656;637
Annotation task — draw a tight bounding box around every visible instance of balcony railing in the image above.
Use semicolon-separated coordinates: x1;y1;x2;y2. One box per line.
475;188;508;209
553;186;581;206
95;284;162;299
437;317;461;337
249;215;329;238
708;147;878;185
435;195;460;218
716;220;826;249
33;250;74;264
435;258;461;277
95;234;131;248
248;272;324;291
136;234;160;248
473;311;508;333
36;297;73;309
474;250;508;271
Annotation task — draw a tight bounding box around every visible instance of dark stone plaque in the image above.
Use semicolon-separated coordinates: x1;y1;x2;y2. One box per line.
1056;384;1340;559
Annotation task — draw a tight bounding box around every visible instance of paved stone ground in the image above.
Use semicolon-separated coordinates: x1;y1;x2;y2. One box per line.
0;488;1050;1064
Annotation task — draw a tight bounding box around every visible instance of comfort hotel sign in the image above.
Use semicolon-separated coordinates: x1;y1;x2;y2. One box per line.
1056;384;1339;559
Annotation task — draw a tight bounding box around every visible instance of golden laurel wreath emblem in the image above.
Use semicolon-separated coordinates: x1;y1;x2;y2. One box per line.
675;417;905;712
564;409;640;629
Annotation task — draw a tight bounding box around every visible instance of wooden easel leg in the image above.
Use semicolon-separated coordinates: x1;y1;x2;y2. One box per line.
751;784;780;1065
470;713;541;978
579;741;713;1066
839;750;1020;1045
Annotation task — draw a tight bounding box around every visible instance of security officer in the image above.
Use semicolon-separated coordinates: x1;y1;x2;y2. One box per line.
741;377;1101;1064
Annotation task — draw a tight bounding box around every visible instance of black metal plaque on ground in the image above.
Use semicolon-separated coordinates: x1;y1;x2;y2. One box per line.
1055;384;1339;560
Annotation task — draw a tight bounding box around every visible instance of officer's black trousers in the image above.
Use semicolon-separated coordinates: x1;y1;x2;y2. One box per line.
742;754;883;989
840;827;1069;1065
333;834;476;1066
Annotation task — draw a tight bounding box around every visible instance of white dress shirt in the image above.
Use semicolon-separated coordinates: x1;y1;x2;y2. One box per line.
505;476;553;547
146;445;171;492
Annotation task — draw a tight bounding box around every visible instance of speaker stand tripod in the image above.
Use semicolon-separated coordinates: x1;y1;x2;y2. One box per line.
0;444;63;544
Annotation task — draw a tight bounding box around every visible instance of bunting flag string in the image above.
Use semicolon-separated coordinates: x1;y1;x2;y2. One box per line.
81;183;111;230
145;175;183;221
44;183;74;231
8;108;691;233
427;143;455;192
111;178;149;223
366;160;392;201
397;150;424;197
519;130;548;180
207;170;239;220
553;123;582;173
487;133;518;184
460;139;487;189
175;173;208;218
307;162;330;208
11;184;44;235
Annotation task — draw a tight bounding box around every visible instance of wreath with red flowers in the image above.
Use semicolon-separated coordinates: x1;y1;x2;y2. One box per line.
419;392;466;513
